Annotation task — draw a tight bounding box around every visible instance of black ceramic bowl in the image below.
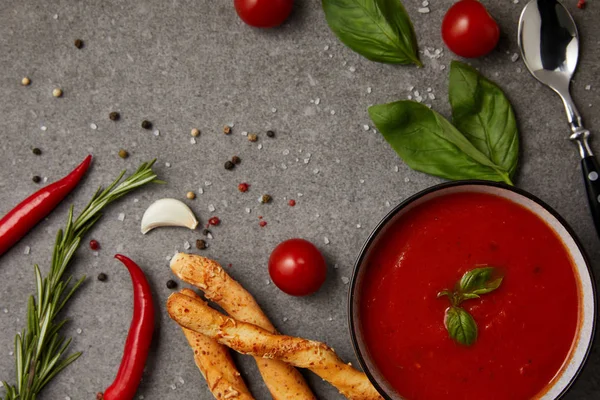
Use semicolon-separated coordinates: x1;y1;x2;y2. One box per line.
348;181;596;400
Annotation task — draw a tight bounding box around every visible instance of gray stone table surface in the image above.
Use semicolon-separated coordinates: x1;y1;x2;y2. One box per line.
0;0;598;399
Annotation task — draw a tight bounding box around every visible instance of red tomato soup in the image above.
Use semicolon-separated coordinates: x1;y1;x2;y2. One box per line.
360;192;579;400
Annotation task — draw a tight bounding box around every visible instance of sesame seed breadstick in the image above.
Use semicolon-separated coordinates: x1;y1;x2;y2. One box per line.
167;292;383;400
179;289;254;400
170;253;315;400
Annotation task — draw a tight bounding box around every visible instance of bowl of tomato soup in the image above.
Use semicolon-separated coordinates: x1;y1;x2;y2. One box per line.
349;181;595;400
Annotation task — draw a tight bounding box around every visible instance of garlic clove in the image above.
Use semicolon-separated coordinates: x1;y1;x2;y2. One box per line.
141;198;199;234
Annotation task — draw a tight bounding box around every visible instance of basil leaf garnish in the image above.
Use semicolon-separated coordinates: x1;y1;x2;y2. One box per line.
449;61;520;179
322;0;421;66
445;306;478;346
438;267;503;346
368;101;514;184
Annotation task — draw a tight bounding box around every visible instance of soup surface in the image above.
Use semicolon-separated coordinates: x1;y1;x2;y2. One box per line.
360;192;579;400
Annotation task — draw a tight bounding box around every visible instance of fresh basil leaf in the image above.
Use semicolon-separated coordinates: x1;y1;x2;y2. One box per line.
459;293;481;301
445;306;477;346
449;61;519;178
458;267;503;295
322;0;421;66
368;101;513;184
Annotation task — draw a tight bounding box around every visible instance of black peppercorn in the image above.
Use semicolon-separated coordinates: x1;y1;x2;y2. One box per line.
141;120;152;130
231;155;241;165
109;112;120;121
97;273;107;282
74;39;84;49
32;148;42;155
32;176;41;183
224;160;234;170
196;239;207;250
266;130;275;138
166;280;178;289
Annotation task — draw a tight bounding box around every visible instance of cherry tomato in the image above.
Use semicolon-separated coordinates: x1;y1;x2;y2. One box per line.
441;0;500;58
234;0;294;28
268;239;326;296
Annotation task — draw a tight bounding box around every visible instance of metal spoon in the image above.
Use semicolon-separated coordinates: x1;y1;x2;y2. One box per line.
519;0;600;236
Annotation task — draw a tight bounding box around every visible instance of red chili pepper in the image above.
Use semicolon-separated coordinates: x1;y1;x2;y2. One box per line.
99;254;155;400
0;155;92;257
208;216;220;226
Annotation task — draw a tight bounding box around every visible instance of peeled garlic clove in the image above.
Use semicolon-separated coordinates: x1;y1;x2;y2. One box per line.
141;198;198;234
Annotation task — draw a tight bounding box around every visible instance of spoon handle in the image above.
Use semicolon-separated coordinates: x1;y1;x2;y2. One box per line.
580;155;600;237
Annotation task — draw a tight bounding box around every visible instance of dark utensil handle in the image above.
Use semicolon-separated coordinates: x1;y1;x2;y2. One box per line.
581;155;600;237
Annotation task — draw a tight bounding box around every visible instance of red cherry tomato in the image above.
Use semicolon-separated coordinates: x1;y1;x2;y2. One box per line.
234;0;294;28
441;0;500;58
268;239;326;296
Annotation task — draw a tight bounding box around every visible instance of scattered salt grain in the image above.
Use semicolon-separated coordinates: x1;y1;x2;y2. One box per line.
41;126;47;131
329;54;333;58
190;137;196;144
76;328;82;334
53;14;59;19
341;277;350;284
153;129;160;136
208;204;216;212
298;193;303;197
170;384;176;390
23;246;30;255
90;123;97;130
440;65;446;70
245;207;251;214
349;66;356;72
315;98;321;105
65;396;71;400
205;181;212;186
385;201;391;207
134;198;139;203
283;149;290;155
184;241;191;250
178;377;185;384
324;45;329;51
511;53;520;62
313;168;320;174
166;255;172;261
407;94;413;100
266;279;271;285
367;87;372;94
43;177;48;183
241;131;248;136
516;67;522;73
117;213;125;221
283;317;289;322
328;316;333;321
330;110;335;115
303;158;310;164
271;107;277;113
422;0;429;5
207;232;213;239
3;308;8;313
404;177;410;183
324;237;330;245
198;187;204;194
585;85;592;91
418;7;430;13
394;165;399;172
356;224;362;228
414;90;420;97
363;124;369;131
258;144;263;150
428;93;436;100
165;162;171;167
281;163;288;170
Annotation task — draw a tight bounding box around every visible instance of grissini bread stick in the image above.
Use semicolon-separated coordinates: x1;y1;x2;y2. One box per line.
167;292;384;400
179;289;254;400
170;253;315;400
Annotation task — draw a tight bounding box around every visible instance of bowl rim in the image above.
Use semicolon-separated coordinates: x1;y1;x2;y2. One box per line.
348;180;597;400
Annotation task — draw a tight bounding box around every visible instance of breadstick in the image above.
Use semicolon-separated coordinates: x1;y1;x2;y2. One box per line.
170;253;315;400
179;289;254;400
167;292;383;400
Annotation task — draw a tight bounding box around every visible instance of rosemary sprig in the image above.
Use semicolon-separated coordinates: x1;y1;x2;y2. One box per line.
1;159;161;400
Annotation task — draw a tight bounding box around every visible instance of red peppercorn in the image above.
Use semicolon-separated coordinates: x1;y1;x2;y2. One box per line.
259;220;267;227
90;239;100;250
208;216;221;226
288;199;296;207
238;182;249;192
577;0;586;8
